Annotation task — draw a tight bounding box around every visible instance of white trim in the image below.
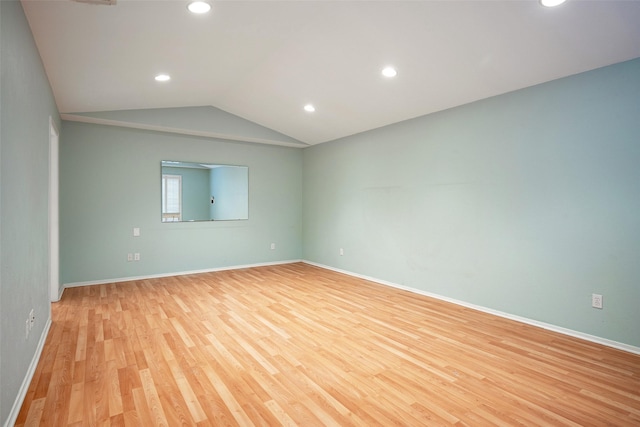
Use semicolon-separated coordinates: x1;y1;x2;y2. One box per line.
63;259;303;289
303;260;640;356
4;319;52;427
19;259;637;427
49;117;60;302
60;114;309;148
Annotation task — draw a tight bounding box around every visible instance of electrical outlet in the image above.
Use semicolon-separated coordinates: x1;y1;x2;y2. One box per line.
339;248;344;256
592;293;603;309
29;309;35;330
134;253;140;261
270;243;275;250
133;227;140;237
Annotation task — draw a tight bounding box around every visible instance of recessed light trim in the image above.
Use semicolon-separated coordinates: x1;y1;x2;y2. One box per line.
155;74;171;82
382;66;398;78
540;0;566;7
304;104;316;113
187;1;211;14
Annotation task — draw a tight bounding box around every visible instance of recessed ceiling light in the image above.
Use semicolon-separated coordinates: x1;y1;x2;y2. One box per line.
540;0;566;7
304;104;316;113
155;74;171;82
382;66;398;78
187;1;211;14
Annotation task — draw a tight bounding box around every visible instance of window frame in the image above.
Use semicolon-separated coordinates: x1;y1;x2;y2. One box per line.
162;174;182;222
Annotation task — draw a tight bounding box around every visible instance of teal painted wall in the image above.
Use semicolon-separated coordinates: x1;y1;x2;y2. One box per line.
4;0;638;422
210;166;249;220
303;58;640;347
60;122;302;285
0;1;60;424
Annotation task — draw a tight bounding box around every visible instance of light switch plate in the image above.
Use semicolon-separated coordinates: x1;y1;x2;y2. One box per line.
133;227;140;237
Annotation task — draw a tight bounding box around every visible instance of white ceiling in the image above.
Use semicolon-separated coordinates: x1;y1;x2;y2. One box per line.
21;0;640;145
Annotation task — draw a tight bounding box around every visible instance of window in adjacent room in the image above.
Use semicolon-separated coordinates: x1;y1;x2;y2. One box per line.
162;174;182;222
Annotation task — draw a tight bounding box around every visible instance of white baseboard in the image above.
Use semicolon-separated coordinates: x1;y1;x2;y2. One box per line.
303;260;640;356
50;283;64;303
9;260;635;427
4;318;52;427
6;260;302;426
63;259;303;290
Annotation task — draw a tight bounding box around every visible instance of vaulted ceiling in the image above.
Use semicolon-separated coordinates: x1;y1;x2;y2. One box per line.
21;0;640;145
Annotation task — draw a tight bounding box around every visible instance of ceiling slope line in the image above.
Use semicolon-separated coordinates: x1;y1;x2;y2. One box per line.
60;113;310;148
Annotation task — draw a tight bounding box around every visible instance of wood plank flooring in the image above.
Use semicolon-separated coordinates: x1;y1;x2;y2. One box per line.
16;262;640;426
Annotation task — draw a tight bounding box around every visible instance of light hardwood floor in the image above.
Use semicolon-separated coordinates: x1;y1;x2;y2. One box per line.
16;262;640;426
